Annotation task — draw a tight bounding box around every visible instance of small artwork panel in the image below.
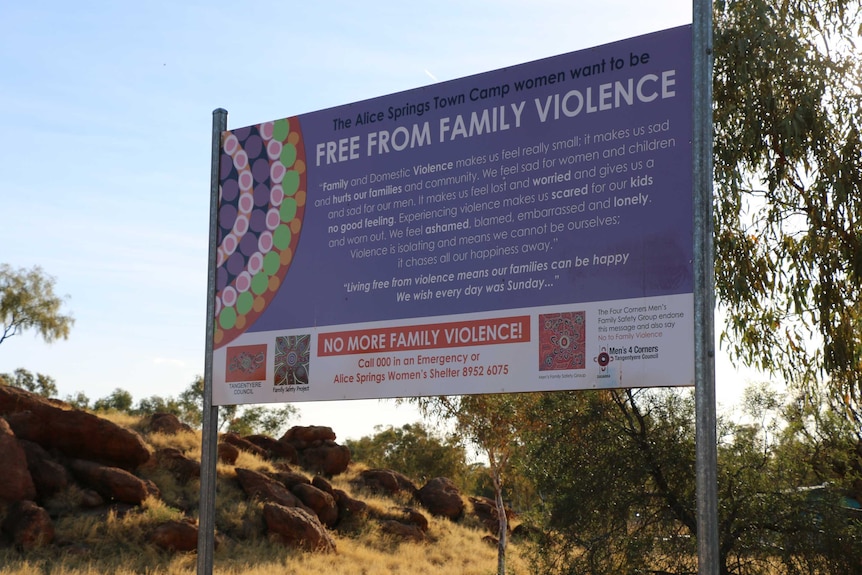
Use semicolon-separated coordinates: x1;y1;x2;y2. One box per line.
225;344;267;382
539;311;586;371
275;334;310;386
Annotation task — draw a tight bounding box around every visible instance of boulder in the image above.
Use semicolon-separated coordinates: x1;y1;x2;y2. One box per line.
394;506;429;532
68;459;157;505
234;468;311;512
263;503;336;552
333;488;369;520
280;426;336;449
20;439;69;500
269;469;311;490
418;477;464;520
0;418;36;502
149;519;199;552
292;483;339;527
0;386;150;470
470;495;515;534
155;448;200;482
300;442;350;476
221;433;267;459
149;413;192;435
217;442;239;465
1;500;54;549
245;434;298;463
311;475;334;494
354;468;418;497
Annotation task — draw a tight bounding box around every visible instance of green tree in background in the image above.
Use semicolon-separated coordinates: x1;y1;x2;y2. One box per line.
0;264;74;346
520;388;862;575
345;422;470;485
0;367;58;397
713;0;862;419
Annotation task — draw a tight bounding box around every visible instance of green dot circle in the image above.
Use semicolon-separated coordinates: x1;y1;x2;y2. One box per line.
263;251;280;275
280;143;297;167
272;118;290;141
273;224;292;250
219;307;237;329
280;197;297;222
251;272;269;295
237;292;254;315
282;170;300;196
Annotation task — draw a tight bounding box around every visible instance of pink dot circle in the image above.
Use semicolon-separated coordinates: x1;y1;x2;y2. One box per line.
238;193;254;213
270;162;286;184
238;170;253;191
222;286;237;307
223;234;238;255
249;252;264;275
235;215;249;235
236;271;252;293
267;140;282;161
214;296;222;315
234;150;248;170
259;231;274;253
266;209;281;230
270;185;284;206
260;122;274;140
224;135;239;155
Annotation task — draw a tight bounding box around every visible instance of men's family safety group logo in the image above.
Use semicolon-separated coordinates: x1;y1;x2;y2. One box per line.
538;311;586;371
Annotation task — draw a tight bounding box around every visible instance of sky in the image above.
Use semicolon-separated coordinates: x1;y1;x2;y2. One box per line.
0;0;758;441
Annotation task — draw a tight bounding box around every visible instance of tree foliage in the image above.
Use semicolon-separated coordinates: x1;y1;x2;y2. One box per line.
0;264;74;346
0;367;58;397
713;0;862;419
520;388;862;575
345;422;470;485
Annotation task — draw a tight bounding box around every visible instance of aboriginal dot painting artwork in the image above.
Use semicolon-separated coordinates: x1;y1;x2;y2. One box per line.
225;344;268;382
539;311;586;371
215;117;306;349
274;335;311;386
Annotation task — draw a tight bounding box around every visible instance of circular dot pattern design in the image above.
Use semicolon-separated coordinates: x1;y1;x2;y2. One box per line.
216;117;306;348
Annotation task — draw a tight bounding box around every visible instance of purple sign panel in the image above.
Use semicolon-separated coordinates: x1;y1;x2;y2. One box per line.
212;26;694;404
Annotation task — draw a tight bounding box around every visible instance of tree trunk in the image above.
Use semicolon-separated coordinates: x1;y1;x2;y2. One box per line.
493;465;507;575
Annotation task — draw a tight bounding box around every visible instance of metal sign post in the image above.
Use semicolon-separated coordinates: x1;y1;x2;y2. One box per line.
692;0;719;572
197;108;227;575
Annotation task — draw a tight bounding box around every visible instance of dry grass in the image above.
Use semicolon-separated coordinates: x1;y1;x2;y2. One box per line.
0;417;529;575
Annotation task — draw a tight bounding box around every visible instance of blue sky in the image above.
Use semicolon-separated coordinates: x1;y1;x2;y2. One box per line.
1;0;752;440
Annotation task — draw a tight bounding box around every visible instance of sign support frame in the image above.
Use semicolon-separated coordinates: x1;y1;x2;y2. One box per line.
197;107;227;575
692;0;719;573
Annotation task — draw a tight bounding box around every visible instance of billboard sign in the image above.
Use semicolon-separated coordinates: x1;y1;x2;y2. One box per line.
211;25;694;404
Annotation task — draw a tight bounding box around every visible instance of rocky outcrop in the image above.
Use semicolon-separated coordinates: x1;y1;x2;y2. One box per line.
235;467;311;512
155;448;201;482
470;496;516;534
279;426;350;476
353;468;419;498
0;418;36;502
0;386;150;470
149;413;193;435
292;483;339;527
418;477;465;520
1;500;54;549
67;459;158;505
149;519;199;552
263;503;336;552
245;434;298;462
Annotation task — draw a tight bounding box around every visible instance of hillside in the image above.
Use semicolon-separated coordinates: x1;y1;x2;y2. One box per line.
0;385;529;574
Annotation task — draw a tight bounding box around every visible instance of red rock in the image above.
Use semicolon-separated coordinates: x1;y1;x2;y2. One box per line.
235;468;312;512
418;477;465;520
0;418;36;502
245;434;298;462
67;459;157;505
354;468;418;497
263;503;336;552
217;442;239;464
1;500;54;549
221;433;267;458
378;519;426;542
20;439;69;500
292;483;339;527
149;413;192;435
150;519;199;552
0;386;150;470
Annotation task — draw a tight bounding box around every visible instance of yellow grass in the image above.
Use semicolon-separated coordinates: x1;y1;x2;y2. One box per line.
0;416;528;575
